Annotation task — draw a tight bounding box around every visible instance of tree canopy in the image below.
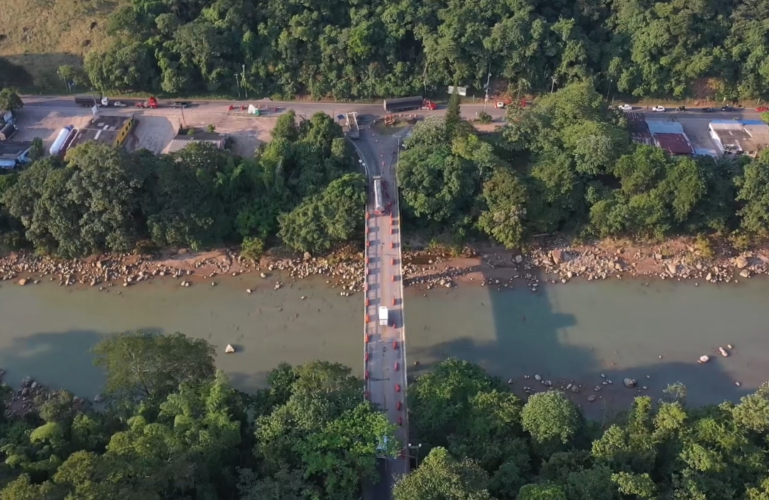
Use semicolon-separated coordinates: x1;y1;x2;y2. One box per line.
51;0;769;102
0;111;362;257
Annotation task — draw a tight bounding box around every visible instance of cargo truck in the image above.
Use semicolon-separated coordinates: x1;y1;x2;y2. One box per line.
74;94;109;107
383;96;437;113
379;306;389;326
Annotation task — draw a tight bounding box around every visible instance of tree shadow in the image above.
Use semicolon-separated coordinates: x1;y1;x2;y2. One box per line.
0;329;106;398
406;266;753;419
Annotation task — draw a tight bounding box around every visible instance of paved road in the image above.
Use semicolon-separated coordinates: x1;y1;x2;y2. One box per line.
22;95;508;121
355;124;410;500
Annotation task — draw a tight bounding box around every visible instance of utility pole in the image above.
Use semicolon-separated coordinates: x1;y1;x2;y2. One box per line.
483;67;492;113
242;64;248;99
408;443;423;468
422;61;429;96
235;74;241;99
551;76;557;94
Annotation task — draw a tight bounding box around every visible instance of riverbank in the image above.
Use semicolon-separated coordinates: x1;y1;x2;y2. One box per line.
1;235;768;297
403;236;769;292
1;235;767;297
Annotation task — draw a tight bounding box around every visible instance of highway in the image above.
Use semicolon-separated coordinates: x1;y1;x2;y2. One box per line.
355;124;410;500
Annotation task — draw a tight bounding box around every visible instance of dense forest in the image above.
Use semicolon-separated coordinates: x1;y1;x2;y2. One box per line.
397;82;769;250
69;0;769;100
1;331;769;500
0;110;366;257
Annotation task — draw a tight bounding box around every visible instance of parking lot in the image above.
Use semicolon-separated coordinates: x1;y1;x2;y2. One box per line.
13;107;94;150
9;104;276;158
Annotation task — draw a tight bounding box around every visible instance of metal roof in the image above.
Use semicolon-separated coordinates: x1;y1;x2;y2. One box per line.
645;120;686;135
0;141;32;159
654;133;693;155
163;133;225;154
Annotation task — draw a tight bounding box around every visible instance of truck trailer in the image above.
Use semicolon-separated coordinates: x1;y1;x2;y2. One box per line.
74;94;109;107
383;96;436;113
378;306;389;326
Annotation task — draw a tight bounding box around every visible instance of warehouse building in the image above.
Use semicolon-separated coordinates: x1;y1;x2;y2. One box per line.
162;132;226;154
0;141;32;169
69;115;135;149
645;120;694;156
709;120;769;157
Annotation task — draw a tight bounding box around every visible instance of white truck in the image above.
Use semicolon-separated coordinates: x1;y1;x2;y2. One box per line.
379;306;389;326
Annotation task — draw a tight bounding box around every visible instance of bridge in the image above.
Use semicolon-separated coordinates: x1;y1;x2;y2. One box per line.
355;125;409;500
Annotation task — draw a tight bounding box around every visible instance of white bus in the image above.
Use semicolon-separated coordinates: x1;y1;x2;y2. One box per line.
373;175;384;215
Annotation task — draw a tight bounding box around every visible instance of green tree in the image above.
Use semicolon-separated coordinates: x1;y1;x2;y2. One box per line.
521;391;583;452
518;484;567;500
0;89;23;113
478;169;528;249
91;331;216;405
445;87;462;140
393;447;495;500
737;151;769;238
278;173;366;253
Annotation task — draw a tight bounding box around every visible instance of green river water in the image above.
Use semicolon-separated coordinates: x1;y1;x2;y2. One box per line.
0;273;767;411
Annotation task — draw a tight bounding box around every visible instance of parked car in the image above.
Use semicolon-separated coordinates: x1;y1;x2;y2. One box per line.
756;106;769;112
721;105;735;112
701;107;715;112
618;104;633;111
652;106;666;112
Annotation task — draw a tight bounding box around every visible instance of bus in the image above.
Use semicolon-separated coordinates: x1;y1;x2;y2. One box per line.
373;176;385;215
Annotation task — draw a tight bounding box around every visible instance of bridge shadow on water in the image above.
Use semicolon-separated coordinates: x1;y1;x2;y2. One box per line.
406;265;754;419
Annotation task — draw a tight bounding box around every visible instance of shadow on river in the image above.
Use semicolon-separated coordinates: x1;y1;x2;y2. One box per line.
0;265;766;415
405;264;766;418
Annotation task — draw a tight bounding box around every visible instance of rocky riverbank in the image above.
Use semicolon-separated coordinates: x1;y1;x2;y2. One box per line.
401;237;769;292
1;236;768;296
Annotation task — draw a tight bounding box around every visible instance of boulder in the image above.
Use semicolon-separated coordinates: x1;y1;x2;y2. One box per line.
550;250;563;265
587;395;597;402
515;255;523;264
534;374;542;381
740;269;750;278
698;355;710;364
735;256;749;269
303;252;312;261
623;378;637;388
225;344;236;354
17;278;27;286
94;394;104;403
719;346;729;357
666;262;677;275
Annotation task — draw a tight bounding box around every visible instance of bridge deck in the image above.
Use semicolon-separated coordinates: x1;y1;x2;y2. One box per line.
361;131;408;499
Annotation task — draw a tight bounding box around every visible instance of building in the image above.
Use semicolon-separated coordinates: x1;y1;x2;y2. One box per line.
0;141;32;169
69;115;135;149
162;132;226;154
709;120;769;157
645;120;694;156
628;113;653;146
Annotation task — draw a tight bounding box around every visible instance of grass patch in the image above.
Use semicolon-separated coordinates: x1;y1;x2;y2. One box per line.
0;0;126;88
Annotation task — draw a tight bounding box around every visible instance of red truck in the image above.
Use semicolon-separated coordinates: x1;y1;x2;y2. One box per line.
383;96;437;113
135;96;158;109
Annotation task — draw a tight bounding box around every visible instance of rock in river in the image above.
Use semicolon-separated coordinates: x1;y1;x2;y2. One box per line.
699;355;710;364
623;378;637;388
225;344;236;354
17;278;27;286
735;256;749;269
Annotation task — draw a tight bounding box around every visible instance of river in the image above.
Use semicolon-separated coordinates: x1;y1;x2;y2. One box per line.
1;273;767;411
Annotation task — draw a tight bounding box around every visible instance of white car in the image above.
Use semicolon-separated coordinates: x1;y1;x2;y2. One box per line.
652;105;666;112
618;104;633;111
